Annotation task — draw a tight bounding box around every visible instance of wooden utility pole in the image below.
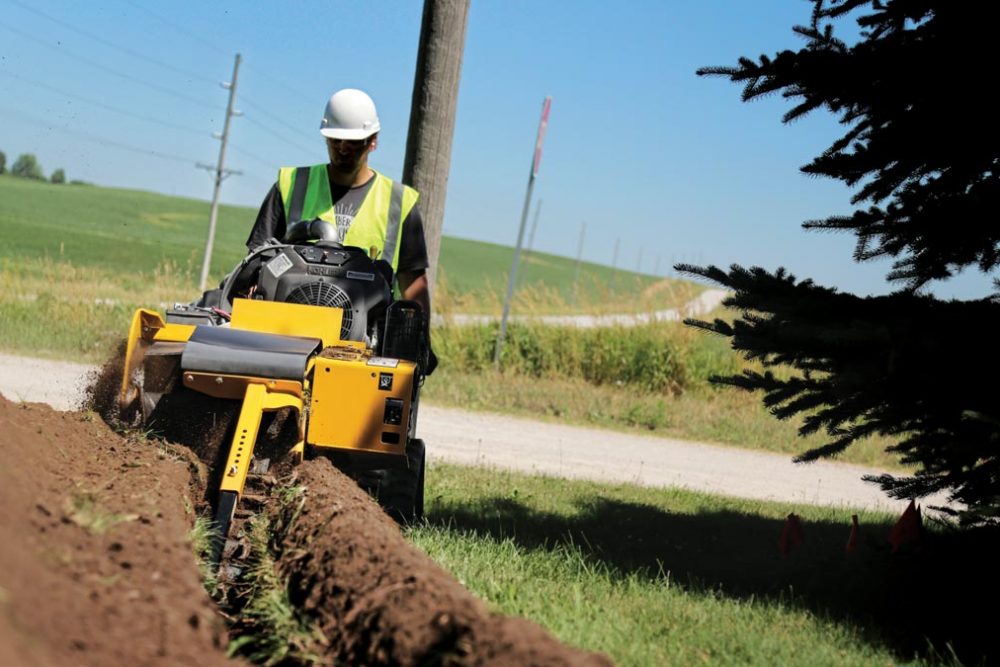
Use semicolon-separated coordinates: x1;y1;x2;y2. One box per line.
198;53;242;292
403;0;470;294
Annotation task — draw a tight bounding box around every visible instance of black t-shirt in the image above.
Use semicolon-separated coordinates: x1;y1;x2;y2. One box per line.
246;169;429;275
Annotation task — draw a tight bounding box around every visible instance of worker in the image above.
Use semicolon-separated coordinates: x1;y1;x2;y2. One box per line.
246;88;432;327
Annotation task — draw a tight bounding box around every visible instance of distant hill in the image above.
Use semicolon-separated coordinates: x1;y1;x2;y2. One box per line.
0;175;685;300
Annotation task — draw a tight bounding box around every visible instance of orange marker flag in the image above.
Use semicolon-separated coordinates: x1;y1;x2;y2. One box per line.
846;514;860;553
778;513;805;556
888;500;922;553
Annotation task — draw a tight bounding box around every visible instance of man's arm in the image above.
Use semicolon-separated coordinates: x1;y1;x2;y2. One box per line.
247;184;286;250
397;270;431;316
394;203;431;316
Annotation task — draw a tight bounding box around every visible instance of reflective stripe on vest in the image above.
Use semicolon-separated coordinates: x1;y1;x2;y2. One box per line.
277;164;419;272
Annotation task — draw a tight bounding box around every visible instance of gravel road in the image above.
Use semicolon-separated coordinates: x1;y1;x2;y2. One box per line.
0;352;938;512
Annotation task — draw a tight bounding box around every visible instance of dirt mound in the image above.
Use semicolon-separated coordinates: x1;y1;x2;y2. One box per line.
72;346;611;664
272;458;612;666
0;396;240;667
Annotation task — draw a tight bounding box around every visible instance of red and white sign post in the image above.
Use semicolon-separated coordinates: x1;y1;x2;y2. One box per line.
495;96;552;364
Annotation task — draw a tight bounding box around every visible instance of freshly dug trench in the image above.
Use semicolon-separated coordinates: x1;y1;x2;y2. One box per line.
84;347;611;663
0;395;241;667
273;458;614;666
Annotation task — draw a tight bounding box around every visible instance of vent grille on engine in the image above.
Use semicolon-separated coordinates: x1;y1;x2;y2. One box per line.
285;282;354;340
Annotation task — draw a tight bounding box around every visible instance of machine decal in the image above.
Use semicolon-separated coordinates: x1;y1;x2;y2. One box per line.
378;372;394;391
347;271;376;281
367;357;400;368
266;253;294;278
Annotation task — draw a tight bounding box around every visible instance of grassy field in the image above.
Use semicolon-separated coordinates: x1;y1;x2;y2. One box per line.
0;174;906;469
0;174;667;303
411;464;993;666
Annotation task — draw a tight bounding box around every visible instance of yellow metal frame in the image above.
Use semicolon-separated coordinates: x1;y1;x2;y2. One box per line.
119;309;194;410
219;382;304;497
231;298;344;348
182;371;307;400
307;355;415;457
119;297;411;502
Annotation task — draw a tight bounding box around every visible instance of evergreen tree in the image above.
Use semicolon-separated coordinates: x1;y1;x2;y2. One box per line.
682;0;1000;524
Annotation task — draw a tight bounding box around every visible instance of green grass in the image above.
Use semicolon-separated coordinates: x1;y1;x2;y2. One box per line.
437;235;673;309
410;463;994;666
65;488;139;534
0;174;670;299
0;174;249;283
0;174;907;469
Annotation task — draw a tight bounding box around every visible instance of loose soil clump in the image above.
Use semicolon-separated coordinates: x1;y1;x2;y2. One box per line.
0;395;241;667
272;458;613;666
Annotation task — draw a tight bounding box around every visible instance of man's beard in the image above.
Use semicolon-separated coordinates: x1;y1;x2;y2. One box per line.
331;154;361;174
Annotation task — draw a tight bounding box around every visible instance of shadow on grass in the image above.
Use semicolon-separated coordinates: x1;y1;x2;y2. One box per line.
427;495;997;665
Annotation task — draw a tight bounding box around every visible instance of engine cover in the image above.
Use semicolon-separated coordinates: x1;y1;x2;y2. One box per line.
254;244;391;342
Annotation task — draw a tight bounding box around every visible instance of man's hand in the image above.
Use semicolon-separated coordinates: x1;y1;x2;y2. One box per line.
397;270;431;316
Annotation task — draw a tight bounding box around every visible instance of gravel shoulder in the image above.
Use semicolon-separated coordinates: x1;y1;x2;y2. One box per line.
0;352;938;512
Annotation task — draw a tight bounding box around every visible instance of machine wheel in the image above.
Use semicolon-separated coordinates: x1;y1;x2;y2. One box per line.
366;438;425;524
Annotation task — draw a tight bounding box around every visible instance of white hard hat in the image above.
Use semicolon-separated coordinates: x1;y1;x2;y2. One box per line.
319;89;381;140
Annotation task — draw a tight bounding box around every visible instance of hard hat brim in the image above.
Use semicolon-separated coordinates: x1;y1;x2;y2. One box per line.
320;125;380;140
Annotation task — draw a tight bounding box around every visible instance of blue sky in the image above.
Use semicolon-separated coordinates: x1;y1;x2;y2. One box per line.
1;0;992;298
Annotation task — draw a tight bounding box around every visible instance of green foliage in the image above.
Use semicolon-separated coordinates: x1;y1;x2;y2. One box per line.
434;321;740;394
188;516;220;593
0;150;6;174
413;464;999;665
11;153;44;180
227;515;323;665
698;1;1000;289
688;0;1000;523
50;168;66;184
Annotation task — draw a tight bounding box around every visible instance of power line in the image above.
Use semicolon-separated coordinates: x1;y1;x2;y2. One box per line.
240;95;319;147
8;0;217;85
2;23;313;165
115;0;317;109
241;114;316;157
0;20;219;110
116;0;230;57
228;143;279;170
0;70;208;137
0;106;206;165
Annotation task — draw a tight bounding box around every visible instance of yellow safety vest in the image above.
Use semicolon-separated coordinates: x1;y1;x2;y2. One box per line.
277;165;419;272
